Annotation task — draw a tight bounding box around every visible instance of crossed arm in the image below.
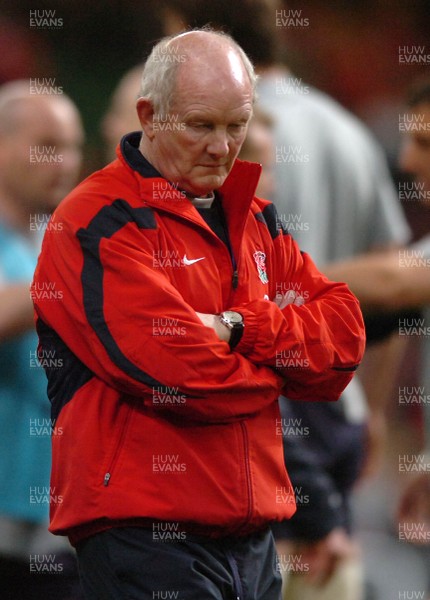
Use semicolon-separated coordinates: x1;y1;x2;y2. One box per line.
196;289;305;342
0;283;34;342
324;247;430;311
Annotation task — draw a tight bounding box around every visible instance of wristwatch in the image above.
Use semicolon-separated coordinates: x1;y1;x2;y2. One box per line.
219;310;244;349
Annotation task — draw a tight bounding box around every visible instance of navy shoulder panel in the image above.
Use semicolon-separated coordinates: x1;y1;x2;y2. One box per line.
79;198;156;240
254;203;288;239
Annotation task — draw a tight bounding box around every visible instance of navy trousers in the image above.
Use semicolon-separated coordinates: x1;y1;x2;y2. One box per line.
76;526;282;599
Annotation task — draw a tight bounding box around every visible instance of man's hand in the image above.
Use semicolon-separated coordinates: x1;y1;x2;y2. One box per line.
397;472;430;545
359;410;387;479
0;283;35;342
277;528;359;587
195;312;231;343
274;290;305;309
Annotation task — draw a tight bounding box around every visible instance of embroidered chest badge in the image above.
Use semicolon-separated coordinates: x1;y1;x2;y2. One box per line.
253;251;269;284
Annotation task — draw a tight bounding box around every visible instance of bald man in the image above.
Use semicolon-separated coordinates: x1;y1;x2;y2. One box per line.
32;31;365;599
101;63;144;162
0;81;84;598
0;82;84;341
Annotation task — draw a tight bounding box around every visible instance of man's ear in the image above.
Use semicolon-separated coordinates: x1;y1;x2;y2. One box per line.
136;98;155;140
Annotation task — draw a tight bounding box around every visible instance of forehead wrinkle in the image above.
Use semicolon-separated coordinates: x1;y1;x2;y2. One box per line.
171;60;252;118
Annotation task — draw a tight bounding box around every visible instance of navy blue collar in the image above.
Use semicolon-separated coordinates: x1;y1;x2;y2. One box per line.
120;131;162;179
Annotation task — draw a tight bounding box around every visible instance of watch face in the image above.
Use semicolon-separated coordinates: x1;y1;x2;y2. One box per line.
223;311;243;324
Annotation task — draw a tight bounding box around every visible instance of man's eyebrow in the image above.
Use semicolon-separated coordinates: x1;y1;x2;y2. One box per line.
415;134;430;147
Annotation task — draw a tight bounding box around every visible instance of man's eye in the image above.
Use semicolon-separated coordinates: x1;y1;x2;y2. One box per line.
229;123;245;131
189;123;211;130
417;138;430;149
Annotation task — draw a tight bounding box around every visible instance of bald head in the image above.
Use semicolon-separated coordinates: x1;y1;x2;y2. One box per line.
172;31;254;99
0;80;82;138
165;29;253;81
0;80;84;223
139;29;257;117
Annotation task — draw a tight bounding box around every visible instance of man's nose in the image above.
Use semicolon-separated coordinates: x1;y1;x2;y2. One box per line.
58;147;82;176
399;138;420;176
207;128;229;157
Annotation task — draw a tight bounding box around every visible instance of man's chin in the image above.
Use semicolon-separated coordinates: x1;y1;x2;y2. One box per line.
187;174;228;196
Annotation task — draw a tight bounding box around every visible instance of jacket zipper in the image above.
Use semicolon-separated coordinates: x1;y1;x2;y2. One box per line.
103;404;133;487
240;421;253;523
189;211;240;291
216;202;239;291
151;203;240;292
231;254;239;290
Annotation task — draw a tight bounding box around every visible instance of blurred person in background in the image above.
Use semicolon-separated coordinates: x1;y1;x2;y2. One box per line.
101;63;144;163
0;80;84;599
327;80;430;550
238;107;276;200
397;87;430;551
159;2;411;599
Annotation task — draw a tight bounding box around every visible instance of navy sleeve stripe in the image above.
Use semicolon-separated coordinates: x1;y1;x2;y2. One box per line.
36;318;94;422
76;199;168;390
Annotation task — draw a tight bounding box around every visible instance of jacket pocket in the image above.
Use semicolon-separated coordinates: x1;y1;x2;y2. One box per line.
102;401;134;487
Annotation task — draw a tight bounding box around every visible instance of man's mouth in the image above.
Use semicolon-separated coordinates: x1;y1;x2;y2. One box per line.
199;163;227;168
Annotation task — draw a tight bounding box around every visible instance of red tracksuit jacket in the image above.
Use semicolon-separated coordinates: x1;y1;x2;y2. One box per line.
32;133;365;545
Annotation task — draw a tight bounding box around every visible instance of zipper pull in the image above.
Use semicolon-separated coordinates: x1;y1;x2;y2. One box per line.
232;270;239;289
103;473;111;486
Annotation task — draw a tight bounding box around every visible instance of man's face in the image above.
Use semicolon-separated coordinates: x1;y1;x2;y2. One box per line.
145;51;254;196
101;67;143;161
399;102;430;195
0;98;84;213
239;117;275;199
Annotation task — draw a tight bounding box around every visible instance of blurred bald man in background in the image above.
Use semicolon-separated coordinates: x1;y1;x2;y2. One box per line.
101;64;143;162
0;80;84;599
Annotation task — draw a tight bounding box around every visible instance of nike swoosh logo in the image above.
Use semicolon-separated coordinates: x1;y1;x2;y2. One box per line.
182;254;206;266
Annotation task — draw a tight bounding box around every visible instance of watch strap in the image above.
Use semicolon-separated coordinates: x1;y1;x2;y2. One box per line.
228;323;244;349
